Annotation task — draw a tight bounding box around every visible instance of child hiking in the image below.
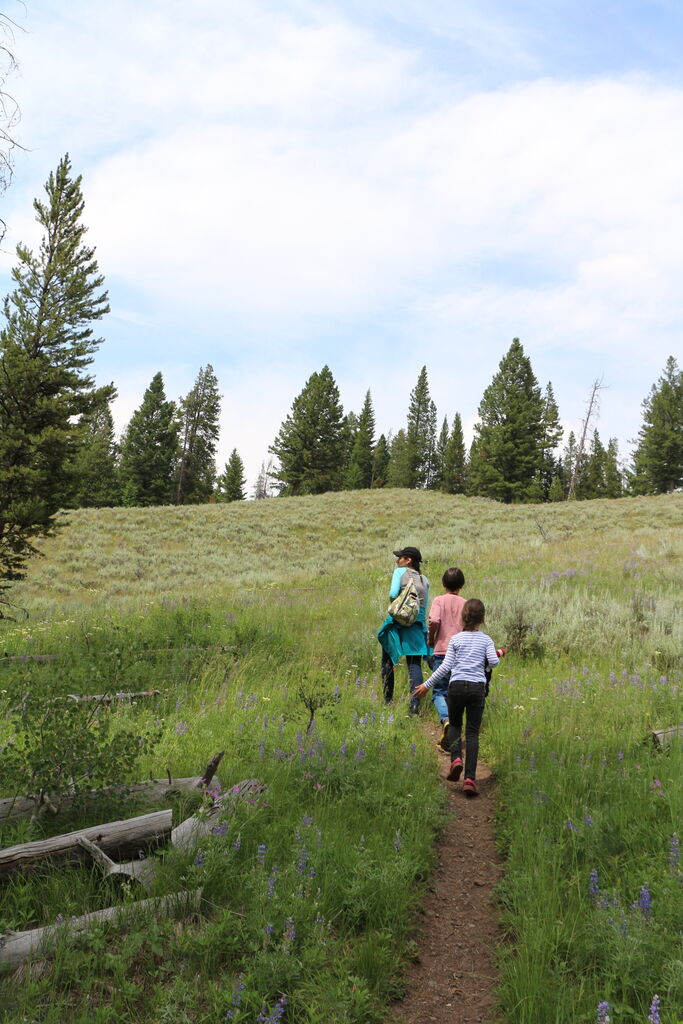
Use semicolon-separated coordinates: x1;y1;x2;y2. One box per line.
414;598;503;797
427;566;466;747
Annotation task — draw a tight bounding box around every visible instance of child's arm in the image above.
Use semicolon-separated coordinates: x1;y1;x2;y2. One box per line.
414;637;457;699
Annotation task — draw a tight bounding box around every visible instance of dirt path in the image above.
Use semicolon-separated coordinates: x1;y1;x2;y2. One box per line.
392;727;504;1024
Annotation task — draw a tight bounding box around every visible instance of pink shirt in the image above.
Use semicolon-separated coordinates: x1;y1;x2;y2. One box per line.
428;593;466;654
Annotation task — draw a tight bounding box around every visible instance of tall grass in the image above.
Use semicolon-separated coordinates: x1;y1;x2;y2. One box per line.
1;490;681;1022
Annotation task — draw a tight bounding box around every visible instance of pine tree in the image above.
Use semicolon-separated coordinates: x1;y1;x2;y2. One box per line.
270;365;345;495
386;429;411;488
632;356;683;493
405;367;437;488
175;364;221;504
371;434;389;488
118;373;179;506
579;430;607;498
0;154;112;590
539;382;563;499
216;449;246;502
431;416;450;491
604;439;624;498
562;432;580;500
70;402;120;507
443;413;467;494
345;390;376;489
467;339;547;503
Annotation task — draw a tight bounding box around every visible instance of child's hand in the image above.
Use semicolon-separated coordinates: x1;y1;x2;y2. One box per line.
413;684;428;700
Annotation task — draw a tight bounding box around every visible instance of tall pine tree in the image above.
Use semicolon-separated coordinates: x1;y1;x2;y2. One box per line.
270;365;345;495
467;339;548;503
216;449;246;502
70;401;120;507
118;373;179;506
345;390;376;489
405;366;437;488
443;412;467;494
632;356;683;493
0;154;112;590
175;364;221;504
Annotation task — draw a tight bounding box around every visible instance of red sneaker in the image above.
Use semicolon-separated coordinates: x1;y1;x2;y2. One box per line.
447;757;463;782
463;778;479;797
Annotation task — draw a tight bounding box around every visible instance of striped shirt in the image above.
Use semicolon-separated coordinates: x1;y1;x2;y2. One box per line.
423;630;499;688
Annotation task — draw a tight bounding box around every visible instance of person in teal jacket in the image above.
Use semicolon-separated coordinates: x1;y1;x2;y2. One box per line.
377;546;430;713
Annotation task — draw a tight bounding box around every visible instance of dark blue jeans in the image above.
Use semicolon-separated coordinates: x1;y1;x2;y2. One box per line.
381;650;423;710
445;680;486;780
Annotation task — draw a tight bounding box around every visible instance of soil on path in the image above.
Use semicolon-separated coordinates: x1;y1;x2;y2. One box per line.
391;726;504;1024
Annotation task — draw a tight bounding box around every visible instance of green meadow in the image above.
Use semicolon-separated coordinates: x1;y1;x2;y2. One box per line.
1;490;681;1023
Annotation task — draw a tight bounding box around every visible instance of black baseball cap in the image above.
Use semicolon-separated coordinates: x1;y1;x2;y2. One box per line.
393;546;423;563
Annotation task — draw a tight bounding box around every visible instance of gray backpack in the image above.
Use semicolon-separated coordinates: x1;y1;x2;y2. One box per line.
388;572;420;627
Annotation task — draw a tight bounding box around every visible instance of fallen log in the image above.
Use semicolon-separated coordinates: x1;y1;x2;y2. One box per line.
0;888;202;972
0;751;224;822
9;690;162;713
0;810;172;879
76;836;157;894
652;724;683;750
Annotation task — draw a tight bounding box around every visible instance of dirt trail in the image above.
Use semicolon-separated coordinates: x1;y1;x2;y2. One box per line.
392;729;504;1024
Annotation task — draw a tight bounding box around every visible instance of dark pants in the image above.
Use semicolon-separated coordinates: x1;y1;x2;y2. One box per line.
446;680;486;780
381;650;423;710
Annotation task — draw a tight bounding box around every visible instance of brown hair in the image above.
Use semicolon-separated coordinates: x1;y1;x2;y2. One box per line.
461;598;485;631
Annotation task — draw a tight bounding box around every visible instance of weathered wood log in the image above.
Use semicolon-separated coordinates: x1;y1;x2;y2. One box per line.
0;888;203;971
0;751;225;822
9;690;162;713
0;810;172;879
76;837;158;894
652;724;683;750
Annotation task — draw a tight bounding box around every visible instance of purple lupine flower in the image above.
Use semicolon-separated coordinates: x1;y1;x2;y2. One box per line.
339;740;347;757
175;721;188;735
589;869;600;899
194;851;204;866
211;821;229;836
638;885;652;917
333;684;340;698
529;754;536;770
234;836;241;851
359;713;368;726
264;922;273;939
355;746;365;762
224;975;245;1020
301;815;313;826
585;815;593;826
387;712;394;724
267;868;278;899
283;917;296;944
394;829;402;852
296;848;308;874
596;1000;610;1024
669;834;680;869
565;821;578;832
410;743;416;755
257;843;267;866
259;738;266;758
648;994;661;1024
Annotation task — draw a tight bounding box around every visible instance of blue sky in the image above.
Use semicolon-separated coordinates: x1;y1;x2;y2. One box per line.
1;0;682;489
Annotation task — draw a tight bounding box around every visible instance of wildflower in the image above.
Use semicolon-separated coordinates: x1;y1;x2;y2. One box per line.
589;869;600;899
648;994;661;1024
257;843;267;866
211;821;229;836
194;850;204;866
669;834;680;869
301;815;314;826
283;917;296;945
637;884;652;917
394;829;402;852
596;1000;610;1024
175;721;188;736
296;848;309;874
264;922;273;939
584;815;593;826
267;868;278;899
259;738;265;758
355;746;365;762
224;975;245;1020
234;836;241;851
650;779;664;794
565;820;578;832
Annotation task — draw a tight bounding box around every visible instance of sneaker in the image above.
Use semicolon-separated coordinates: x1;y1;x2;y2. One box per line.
463;778;479;797
438;721;450;752
446;757;463;782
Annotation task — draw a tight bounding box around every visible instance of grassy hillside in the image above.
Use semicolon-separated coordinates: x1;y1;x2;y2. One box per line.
1;491;681;1023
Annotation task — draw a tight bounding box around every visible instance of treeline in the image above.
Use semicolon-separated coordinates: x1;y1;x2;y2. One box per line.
1;155;682;593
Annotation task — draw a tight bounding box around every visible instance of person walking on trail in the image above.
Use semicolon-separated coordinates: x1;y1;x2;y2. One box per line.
377;546;430;714
427;567;466;749
414;598;503;797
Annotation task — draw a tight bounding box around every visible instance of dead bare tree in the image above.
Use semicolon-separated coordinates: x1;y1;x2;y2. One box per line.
0;8;24;236
567;378;606;500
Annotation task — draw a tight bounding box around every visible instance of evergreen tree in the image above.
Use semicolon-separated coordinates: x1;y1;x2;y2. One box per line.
443;412;467;494
632;356;683;493
0;154;111;590
371;433;389;488
70;402;120;507
270;365;345;495
604;439;624;498
405;367;437;488
467;339;547;503
118;373;179;506
579;430;607;499
216;449;246;502
175;364;221;504
539;382;563;499
386;429;411;488
345;390;376;489
562;431;580;500
431;416;450;491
